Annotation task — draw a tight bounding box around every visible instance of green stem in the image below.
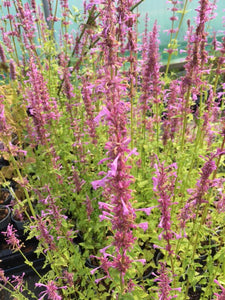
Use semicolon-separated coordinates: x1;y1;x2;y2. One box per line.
0;283;29;299
120;272;124;295
7;185;33;223
130;0;144;11
71;6;98;60
213;135;225;179
183;204;201;299
7;7;19;64
165;0;189;76
10;156;36;219
130;53;134;149
183;136;225;298
181;87;191;151
50;0;59;40
18;248;42;278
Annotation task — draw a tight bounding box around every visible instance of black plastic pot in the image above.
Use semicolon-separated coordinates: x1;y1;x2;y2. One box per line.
0;205;11;231
0;237;49;277
85;257;99;269
0;156;9;169
188;285;203;300
0;187;14;205
11;214;29;232
0;206;49;277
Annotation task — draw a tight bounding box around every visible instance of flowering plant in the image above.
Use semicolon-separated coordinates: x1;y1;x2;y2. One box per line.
0;0;225;299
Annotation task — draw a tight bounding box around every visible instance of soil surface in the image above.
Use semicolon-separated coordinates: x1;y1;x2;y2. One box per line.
0;208;8;220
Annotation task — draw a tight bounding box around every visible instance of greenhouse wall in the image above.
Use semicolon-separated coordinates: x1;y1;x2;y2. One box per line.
0;0;224;64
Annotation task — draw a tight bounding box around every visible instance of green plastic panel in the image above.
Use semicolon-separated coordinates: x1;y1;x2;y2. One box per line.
0;0;224;63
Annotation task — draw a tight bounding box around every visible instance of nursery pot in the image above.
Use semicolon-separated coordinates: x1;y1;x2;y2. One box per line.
0;187;14;205
11;213;29;232
0;156;9;170
0;237;49;277
0;206;11;231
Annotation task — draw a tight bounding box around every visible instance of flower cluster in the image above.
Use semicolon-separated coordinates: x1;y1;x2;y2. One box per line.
2;224;23;251
35;280;67;300
24;56;60;146
152;159;179;255
179;153;218;230
90;0;143;287
140;21;161;125
154;262;181;300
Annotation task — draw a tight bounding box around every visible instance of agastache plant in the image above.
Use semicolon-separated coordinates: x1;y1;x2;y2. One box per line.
162;81;182;146
91;0;144;293
152;159;179;256
178;152;218;231
1;0;225;298
180;0;217;149
24;56;60;146
154;262;181;300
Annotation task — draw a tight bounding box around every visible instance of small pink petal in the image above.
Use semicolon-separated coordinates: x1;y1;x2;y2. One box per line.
110;154;120;176
125;148;139;161
94;107;110;123
90;267;100;275
121;199;129;215
95;276;107;284
135;259;146;265
138;222;148;232
91;175;108;190
136;206;156;215
99;245;112;256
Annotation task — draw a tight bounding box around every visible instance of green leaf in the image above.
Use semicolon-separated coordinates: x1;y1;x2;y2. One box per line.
177;9;191;14
137;180;149;188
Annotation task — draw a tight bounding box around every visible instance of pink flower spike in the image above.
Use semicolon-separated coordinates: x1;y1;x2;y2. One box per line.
2;224;22;251
11;273;25;292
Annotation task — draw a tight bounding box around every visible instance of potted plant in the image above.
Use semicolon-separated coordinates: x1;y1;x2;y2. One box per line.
11;207;30;232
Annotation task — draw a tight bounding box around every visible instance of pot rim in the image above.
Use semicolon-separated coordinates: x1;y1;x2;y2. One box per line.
0;205;11;224
0;187;14;205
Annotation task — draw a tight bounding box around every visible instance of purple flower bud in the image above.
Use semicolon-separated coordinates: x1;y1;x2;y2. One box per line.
9;59;16;80
2;224;22;251
0;44;6;63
